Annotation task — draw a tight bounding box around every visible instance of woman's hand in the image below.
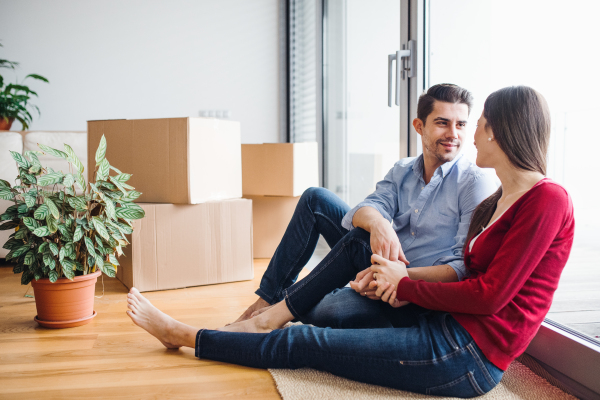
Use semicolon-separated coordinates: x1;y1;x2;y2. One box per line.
349;269;381;300
370;254;410;307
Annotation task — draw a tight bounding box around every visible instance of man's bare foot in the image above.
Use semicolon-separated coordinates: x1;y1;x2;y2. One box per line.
231;297;271;324
250;304;274;318
126;287;197;349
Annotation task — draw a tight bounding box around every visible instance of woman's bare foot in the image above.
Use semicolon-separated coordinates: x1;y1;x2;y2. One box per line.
219;300;294;334
231;297;271;324
126;287;197;349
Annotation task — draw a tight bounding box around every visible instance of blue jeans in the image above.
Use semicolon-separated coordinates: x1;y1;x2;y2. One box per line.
195;188;504;397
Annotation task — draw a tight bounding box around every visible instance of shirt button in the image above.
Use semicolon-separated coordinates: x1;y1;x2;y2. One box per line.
411;232;415;236
415;209;419;213
421;187;424;190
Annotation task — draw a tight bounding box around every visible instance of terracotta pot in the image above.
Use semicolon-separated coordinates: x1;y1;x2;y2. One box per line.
0;117;15;130
30;270;101;328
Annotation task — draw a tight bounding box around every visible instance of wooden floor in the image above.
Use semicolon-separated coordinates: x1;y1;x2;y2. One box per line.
0;260;287;400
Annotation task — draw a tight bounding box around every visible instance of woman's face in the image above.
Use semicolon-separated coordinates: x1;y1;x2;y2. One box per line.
473;112;498;169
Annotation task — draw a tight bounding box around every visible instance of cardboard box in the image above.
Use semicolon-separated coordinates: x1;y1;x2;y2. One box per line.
242;143;318;196
245;195;300;258
117;199;253;292
88;118;242;204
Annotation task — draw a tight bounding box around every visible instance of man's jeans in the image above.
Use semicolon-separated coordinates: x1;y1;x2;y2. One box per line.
195;188;504;397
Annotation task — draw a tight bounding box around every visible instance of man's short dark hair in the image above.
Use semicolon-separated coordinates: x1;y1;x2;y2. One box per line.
417;83;473;124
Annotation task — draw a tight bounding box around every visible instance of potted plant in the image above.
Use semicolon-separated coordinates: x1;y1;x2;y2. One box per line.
0;43;49;130
0;135;144;328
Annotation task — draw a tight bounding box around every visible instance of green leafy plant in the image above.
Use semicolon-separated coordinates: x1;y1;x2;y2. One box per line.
0;42;49;129
0;135;144;284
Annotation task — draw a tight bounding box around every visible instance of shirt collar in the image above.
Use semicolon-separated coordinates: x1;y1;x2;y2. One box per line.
412;153;464;182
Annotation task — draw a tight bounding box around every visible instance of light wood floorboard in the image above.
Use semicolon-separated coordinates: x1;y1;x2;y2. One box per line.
0;260;286;400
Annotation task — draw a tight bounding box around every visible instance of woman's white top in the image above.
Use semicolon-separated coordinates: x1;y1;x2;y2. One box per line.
468;210;507;253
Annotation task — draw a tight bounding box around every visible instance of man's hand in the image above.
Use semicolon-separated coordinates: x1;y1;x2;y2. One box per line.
352;207;409;264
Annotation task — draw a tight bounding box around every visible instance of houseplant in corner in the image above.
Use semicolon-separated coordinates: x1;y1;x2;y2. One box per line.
0;135;144;328
0;43;49;130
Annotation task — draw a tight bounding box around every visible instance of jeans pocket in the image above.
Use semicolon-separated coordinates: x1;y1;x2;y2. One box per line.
426;371;486;398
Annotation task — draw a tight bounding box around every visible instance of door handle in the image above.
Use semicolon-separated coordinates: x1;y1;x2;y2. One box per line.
388;40;417;107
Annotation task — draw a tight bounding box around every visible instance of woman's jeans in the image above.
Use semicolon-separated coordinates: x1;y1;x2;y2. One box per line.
195;188;504;397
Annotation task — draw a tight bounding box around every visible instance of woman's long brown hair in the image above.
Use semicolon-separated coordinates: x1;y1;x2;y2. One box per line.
463;86;551;254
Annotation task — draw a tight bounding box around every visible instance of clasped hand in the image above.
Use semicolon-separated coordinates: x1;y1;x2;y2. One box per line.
349;254;410;308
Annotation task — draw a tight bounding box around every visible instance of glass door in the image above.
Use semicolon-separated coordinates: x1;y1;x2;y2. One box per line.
323;0;402;207
426;0;600;394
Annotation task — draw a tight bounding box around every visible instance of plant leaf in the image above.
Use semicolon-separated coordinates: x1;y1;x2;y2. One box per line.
22;217;39;231
101;261;116;277
44;197;60;219
95;135;107;165
38;143;68;160
37;172;64;187
49;242;58;256
0;179;11;188
24;192;36;208
84;236;96;255
114;173;132;183
121;190;141;202
104;198;116;220
95;253;104;270
108;254;120;266
73;225;83;242
0;221;19;231
63;144;85;174
115;204;145;220
75;173;86;191
67;196;87;211
46;214;58;233
0;187;15;200
61;259;75;279
23;250;35;265
96;159;110;181
49;270;58;282
34;204;50;220
10;150;30;168
62;173;75;188
33;226;51;237
92;217;110;241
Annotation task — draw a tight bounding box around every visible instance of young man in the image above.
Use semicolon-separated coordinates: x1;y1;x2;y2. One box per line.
233;83;497;328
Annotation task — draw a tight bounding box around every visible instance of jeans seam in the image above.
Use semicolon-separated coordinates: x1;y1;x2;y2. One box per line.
467;370;486;396
285;241;349;299
271;210;318;302
398;346;467;365
314;211;346;237
284;294;301;319
441;314;459;349
467;342;497;388
425;372;469;395
195;329;205;359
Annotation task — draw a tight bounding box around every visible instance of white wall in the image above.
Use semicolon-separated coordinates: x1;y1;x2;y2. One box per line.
0;0;282;144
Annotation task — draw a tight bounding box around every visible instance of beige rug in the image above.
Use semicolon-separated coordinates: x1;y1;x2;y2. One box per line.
269;360;576;400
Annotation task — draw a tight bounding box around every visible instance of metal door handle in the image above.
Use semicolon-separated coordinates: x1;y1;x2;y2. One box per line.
388;40;417;107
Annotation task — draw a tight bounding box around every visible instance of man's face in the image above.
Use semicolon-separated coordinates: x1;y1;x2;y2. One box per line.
415;101;469;165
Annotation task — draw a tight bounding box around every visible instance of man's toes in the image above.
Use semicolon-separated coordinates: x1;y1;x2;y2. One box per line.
127;302;138;312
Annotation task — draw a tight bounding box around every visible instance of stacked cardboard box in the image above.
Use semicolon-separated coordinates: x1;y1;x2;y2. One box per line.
87;118;253;292
242;143;319;258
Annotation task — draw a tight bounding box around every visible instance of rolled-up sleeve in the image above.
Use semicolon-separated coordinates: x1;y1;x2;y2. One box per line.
434;168;499;280
341;165;400;231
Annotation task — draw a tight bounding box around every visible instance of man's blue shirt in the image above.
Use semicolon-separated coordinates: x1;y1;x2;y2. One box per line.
341;153;498;281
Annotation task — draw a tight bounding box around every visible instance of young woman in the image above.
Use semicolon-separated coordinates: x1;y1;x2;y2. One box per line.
126;86;574;398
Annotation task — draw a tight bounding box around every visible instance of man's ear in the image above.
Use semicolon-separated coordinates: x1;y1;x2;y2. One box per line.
413;118;424;135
